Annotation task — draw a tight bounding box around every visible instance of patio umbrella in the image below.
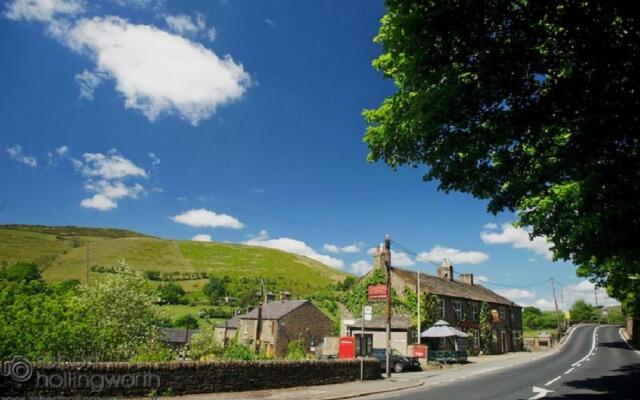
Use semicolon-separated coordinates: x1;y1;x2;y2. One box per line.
420;320;469;338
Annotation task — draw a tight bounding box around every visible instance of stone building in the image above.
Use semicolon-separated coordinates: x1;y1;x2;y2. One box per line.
214;314;241;345
359;246;523;355
238;299;334;357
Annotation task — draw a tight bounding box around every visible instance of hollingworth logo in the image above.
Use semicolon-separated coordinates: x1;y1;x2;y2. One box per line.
1;356;33;382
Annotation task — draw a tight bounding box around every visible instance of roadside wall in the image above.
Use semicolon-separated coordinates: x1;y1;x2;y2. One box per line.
0;359;381;398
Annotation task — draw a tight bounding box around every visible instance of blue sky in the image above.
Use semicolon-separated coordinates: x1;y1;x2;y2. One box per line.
0;0;615;309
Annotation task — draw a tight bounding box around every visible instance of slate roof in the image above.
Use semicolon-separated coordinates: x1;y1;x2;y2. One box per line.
215;315;242;329
161;328;199;344
240;300;308;320
392;267;519;307
347;315;412;330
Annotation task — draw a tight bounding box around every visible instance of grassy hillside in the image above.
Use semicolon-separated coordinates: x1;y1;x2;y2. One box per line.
0;225;349;296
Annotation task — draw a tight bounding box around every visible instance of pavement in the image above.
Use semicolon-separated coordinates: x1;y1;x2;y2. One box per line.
162;339;562;400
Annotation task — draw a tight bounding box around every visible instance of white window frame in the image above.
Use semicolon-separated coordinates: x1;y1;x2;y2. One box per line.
473;329;480;348
453;300;462;320
471;303;479;321
499;307;506;321
439;299;445;319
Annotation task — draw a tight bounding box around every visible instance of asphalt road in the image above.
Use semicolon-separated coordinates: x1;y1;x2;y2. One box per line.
368;324;640;400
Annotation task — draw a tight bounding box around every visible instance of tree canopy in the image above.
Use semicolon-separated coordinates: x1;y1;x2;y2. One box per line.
364;1;640;316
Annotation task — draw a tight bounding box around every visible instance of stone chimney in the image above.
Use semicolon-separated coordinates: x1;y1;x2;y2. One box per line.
372;243;386;270
279;291;291;301
436;258;454;281
265;291;276;302
458;273;474;285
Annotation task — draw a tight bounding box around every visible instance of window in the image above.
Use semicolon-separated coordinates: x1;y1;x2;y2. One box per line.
453;300;462;320
510;309;515;326
473;329;480;348
355;334;373;356
492;329;498;343
512;330;522;348
439;299;445;319
471;303;479;321
243;321;248;335
499;307;506;322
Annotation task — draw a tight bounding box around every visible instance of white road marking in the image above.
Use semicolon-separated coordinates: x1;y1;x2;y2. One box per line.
619;328;640;356
564;368;574;374
544;376;561;386
571;326;599;367
529;386;554;399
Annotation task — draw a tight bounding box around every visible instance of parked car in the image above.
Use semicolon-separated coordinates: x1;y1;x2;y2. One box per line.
370;348;421;373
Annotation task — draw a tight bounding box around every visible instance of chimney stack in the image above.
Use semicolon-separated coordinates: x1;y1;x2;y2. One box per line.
437;258;454;281
459;273;474;285
279;291;291;302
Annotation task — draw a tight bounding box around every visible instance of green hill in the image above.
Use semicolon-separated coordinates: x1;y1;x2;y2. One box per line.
0;225;350;296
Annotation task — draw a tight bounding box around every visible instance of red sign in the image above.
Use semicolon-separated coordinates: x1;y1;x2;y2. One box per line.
413;345;427;358
338;336;355;359
368;284;387;301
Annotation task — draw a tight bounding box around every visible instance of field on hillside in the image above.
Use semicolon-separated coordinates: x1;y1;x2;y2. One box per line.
0;225;350;297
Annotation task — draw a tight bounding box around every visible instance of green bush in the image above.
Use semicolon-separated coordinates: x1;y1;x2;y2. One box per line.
285;339;307;360
1;262;41;282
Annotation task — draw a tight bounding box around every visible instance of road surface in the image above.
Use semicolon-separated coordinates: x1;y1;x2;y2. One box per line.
368;324;640;400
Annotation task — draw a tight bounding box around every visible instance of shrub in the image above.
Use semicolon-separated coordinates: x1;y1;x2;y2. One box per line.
285;339;307;360
2;262;41;282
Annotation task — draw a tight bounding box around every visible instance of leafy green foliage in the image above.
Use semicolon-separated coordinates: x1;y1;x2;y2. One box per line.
157;282;187;305
285;339;307;360
174;313;199;329
402;287;440;329
523;306;561;330
570;300;597;322
1;262;41;282
364;0;640;317
343;268;387;316
479;302;492;354
187;325;223;360
203;276;230;303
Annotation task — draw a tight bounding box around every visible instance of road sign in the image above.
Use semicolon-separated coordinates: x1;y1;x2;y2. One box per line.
368;284;387;301
364;305;372;321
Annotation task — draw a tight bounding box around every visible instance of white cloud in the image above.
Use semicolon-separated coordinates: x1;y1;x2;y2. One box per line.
392;251;415;267
532;298;557;311
323;243;361;254
476;275;490;284
527;257;538;263
562;280;620;309
244;231;344;269
147;152;160;166
55;145;69;156
264;18;275;28
191;234;212;242
5;145;37;167
75;69;105;100
481;223;553;260
80;194;116;211
163;13;208;38
417;245;489;265
483;222;497;230
495;288;535;300
4;0;83;22
77;151;147;180
171;208;244;229
351;260;372;275
60;16;250;125
109;0;155;8
72;149;149;211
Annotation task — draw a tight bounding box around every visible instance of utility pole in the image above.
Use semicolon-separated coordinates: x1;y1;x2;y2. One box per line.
416;269;421;343
560;288;567;329
594;286;600;322
255;278;265;354
384;234;392;378
550;278;562;335
85;243;90;284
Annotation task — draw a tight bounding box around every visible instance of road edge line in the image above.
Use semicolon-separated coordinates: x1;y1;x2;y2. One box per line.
618;328;640;356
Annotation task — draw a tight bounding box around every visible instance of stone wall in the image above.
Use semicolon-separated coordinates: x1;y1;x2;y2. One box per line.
0;359;381;398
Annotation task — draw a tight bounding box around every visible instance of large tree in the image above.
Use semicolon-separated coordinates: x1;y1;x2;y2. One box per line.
364;1;640;315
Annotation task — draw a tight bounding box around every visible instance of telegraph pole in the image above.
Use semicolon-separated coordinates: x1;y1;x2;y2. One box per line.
550;278;562;335
85;243;90;284
416;269;421;343
594;286;600;322
255;278;265;354
384;234;392;378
